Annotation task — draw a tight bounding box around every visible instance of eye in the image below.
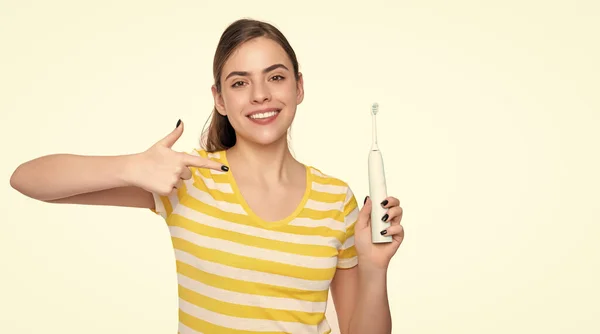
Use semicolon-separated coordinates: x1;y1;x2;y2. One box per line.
271;75;285;81
231;81;246;88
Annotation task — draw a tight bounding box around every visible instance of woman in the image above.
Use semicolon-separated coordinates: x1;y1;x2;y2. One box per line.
10;18;404;334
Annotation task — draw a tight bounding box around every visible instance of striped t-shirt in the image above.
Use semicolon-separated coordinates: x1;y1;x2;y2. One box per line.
151;148;359;334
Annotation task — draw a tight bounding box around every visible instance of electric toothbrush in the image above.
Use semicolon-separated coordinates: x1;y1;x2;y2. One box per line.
368;103;393;243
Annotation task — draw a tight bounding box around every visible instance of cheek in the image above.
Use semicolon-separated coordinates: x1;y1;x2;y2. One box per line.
221;93;247;127
221;92;247;114
274;82;298;101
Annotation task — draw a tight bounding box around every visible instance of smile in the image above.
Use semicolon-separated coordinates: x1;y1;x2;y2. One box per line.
248;110;280;119
246;108;281;125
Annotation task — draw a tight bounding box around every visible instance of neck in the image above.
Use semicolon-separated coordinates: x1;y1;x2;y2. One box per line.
226;135;300;184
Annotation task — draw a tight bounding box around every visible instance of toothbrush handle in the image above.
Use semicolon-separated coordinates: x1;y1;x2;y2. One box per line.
368;150;393;243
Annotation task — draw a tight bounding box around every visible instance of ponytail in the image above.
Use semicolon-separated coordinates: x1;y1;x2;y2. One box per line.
201;107;236;153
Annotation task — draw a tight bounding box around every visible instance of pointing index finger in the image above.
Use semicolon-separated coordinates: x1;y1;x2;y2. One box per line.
182;153;229;172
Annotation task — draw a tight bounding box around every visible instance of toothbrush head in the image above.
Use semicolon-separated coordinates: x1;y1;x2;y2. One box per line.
371;102;379;115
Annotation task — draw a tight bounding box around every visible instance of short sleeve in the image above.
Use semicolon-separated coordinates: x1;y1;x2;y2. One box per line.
150;190;183;220
337;186;359;269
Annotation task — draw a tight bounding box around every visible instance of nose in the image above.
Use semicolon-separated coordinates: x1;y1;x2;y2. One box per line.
251;81;271;104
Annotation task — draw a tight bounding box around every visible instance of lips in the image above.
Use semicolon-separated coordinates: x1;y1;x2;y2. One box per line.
246;108;281;125
246;108;281;118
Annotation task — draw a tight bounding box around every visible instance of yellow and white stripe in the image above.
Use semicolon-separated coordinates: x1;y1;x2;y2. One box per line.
153;149;359;334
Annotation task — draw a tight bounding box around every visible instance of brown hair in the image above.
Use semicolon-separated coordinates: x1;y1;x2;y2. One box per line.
200;18;301;152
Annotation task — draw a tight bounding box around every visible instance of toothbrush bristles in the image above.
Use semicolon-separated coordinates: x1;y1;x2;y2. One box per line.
371;103;379;115
371;103;379;146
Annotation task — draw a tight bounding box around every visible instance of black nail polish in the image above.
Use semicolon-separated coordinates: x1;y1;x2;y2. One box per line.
221;165;229;172
364;196;369;204
380;230;387;235
176;119;181;128
382;214;388;222
381;199;388;207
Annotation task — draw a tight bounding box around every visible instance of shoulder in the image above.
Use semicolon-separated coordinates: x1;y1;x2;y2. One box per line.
307;166;360;233
308;165;350;188
307;165;357;204
190;148;223;161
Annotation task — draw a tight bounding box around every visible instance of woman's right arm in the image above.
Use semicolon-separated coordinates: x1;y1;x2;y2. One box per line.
9;121;228;209
9;153;154;208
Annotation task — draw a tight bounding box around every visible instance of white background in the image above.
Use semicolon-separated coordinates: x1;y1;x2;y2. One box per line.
1;0;599;333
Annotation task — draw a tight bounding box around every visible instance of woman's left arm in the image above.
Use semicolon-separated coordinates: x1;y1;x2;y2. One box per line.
331;265;391;334
331;196;404;334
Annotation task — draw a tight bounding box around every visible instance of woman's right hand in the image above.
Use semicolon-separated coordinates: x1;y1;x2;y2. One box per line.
126;120;228;196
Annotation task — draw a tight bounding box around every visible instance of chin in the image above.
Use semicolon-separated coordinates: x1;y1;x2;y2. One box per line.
244;130;289;147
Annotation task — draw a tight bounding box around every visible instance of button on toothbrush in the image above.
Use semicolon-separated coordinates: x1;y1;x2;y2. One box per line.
368;103;393;243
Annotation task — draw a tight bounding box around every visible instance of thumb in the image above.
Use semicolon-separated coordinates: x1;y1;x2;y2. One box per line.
157;119;184;148
356;196;372;230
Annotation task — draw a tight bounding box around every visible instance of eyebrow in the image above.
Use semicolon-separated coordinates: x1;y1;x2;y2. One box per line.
224;63;289;81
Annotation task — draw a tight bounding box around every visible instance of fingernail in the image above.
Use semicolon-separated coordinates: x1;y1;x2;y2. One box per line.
382;214;389;222
380;230;387;235
381;199;388;207
221;165;229;172
176;119;181;128
364;196;369;204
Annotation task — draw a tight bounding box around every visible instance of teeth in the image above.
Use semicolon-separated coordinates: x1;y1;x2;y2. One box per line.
249;111;279;119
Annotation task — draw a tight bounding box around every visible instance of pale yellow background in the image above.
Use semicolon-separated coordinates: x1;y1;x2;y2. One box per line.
1;0;599;333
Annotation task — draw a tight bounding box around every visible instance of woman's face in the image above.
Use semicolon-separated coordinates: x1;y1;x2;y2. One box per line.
212;37;304;147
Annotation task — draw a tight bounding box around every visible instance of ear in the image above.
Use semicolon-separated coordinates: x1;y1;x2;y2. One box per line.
211;85;227;116
296;72;304;105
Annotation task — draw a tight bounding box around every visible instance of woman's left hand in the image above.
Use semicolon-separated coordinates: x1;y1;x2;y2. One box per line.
354;196;404;270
